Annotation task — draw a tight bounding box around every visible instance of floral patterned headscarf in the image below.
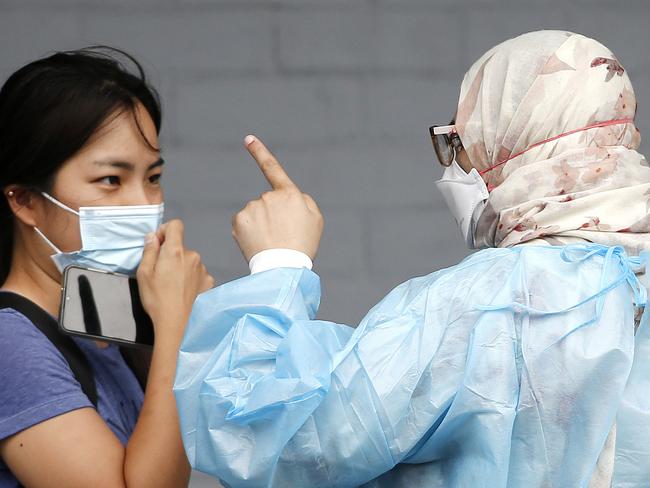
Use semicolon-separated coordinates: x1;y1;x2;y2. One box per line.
457;30;650;254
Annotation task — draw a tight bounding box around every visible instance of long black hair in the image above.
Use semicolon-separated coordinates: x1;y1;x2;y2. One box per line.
0;46;162;283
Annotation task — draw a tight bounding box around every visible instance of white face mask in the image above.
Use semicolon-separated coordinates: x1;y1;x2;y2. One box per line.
34;192;164;275
435;159;489;249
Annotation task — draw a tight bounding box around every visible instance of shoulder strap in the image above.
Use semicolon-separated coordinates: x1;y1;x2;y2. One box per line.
0;291;98;407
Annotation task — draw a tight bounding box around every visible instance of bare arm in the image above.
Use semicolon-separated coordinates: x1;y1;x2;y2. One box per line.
1;408;127;487
124;323;191;487
1;339;188;488
125;219;214;487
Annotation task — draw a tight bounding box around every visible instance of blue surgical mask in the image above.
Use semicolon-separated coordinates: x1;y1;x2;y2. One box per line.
34;192;164;275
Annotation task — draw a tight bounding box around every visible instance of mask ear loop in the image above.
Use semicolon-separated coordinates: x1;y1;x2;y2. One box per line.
33;226;63;254
40;192;80;216
33;192;80;254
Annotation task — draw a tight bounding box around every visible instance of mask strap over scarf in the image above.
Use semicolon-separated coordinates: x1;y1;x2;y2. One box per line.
479;118;634;191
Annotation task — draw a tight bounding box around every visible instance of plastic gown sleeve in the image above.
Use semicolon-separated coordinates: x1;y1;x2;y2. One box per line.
173;265;462;487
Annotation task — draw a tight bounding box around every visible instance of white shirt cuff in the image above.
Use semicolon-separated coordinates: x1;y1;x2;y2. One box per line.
248;248;314;275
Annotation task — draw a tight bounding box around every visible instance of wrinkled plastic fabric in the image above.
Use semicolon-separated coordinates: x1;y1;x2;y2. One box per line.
173;244;649;488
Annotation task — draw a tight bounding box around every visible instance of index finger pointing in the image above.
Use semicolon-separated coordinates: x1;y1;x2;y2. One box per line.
244;135;298;191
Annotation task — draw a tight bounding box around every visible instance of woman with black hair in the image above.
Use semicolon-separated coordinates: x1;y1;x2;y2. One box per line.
0;48;214;487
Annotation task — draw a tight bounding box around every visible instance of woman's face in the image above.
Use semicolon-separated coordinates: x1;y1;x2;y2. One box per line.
36;102;164;254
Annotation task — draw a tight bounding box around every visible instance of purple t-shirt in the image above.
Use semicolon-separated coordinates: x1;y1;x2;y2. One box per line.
0;307;144;487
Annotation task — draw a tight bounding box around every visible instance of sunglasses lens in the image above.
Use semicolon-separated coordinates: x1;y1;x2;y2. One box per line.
433;134;453;166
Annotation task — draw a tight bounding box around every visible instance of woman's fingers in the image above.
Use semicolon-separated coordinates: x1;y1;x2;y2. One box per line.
245;135;298;191
159;219;185;252
302;193;321;214
155;222;167;243
232;135;325;262
200;272;216;293
136;218;210;333
138;232;160;276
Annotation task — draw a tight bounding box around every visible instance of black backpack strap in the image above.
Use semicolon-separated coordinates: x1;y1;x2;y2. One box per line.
0;291;98;407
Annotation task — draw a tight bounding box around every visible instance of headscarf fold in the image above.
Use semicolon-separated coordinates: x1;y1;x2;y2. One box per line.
456;30;650;254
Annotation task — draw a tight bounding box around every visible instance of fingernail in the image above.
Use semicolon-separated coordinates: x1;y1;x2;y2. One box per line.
145;232;155;244
244;135;256;147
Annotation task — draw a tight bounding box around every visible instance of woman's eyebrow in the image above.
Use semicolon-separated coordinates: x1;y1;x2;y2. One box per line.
148;158;165;170
93;157;165;171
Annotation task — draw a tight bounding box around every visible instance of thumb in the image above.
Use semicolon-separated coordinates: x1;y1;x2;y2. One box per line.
139;232;160;275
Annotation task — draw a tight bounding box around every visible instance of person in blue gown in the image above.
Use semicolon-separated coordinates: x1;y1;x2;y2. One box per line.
174;30;650;487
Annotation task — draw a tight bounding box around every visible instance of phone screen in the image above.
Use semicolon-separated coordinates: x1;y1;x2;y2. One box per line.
60;266;154;347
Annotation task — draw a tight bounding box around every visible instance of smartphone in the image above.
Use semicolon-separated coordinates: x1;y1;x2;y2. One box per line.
59;266;154;348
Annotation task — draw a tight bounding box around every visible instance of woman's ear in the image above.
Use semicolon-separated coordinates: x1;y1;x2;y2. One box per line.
4;185;40;227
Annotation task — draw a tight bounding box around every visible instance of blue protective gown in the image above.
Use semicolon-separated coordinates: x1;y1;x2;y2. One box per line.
173;244;650;487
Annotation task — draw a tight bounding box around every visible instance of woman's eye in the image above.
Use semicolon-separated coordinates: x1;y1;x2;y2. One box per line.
149;173;162;184
98;175;120;186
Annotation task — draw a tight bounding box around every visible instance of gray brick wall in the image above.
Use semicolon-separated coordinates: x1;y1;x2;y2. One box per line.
0;2;647;486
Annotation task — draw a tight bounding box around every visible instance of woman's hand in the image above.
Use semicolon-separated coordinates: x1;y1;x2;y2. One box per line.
136;219;214;341
232;135;324;262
